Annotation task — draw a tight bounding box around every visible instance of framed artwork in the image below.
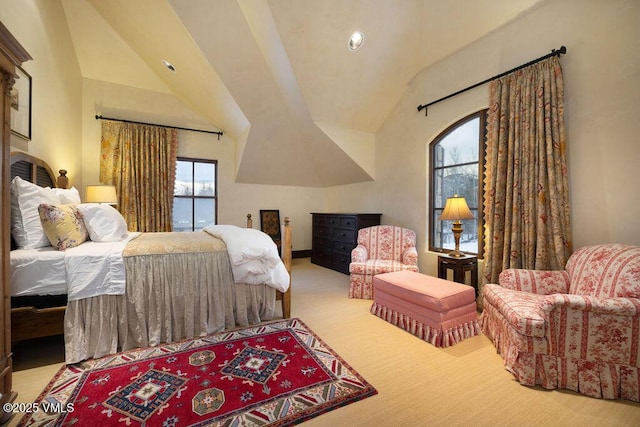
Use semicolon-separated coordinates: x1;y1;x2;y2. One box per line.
10;65;31;140
260;210;282;254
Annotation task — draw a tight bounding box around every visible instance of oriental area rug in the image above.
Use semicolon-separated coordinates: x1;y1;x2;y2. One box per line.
19;318;376;426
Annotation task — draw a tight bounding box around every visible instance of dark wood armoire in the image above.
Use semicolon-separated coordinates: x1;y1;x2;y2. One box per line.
0;22;32;423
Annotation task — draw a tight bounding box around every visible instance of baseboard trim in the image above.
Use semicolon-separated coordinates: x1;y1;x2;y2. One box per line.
293;250;312;259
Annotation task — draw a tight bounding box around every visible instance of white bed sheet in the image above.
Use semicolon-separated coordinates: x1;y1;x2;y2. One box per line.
11;246;66;296
10;232;140;300
64;232;140;301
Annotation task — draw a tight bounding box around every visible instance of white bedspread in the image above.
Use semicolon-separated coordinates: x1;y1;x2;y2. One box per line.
203;225;289;292
64;232;140;301
11;247;66;296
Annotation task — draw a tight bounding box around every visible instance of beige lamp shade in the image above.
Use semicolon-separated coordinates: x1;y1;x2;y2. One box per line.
440;195;474;221
85;185;117;204
440;195;474;257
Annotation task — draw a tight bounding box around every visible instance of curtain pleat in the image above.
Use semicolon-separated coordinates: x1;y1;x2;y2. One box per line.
100;120;178;232
483;56;571;288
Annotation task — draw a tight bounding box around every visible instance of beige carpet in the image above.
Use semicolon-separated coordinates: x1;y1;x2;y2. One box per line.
9;259;640;426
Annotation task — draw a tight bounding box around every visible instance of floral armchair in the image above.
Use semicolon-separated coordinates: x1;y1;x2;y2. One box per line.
482;244;640;401
349;225;419;299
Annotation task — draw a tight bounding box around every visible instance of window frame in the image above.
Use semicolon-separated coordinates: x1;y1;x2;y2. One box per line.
428;110;487;258
173;156;218;231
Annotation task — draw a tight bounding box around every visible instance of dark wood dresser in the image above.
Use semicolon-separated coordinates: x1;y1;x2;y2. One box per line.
311;213;382;274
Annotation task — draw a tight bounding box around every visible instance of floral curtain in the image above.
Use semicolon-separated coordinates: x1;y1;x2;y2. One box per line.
483;56;571;287
100;120;178;232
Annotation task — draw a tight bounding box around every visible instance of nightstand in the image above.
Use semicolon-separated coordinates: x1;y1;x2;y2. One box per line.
437;254;478;295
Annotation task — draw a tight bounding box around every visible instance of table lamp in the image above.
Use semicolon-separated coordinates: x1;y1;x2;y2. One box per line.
440;194;474;258
85;185;117;205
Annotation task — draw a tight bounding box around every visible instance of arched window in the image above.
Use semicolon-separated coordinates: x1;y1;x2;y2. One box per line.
429;111;486;256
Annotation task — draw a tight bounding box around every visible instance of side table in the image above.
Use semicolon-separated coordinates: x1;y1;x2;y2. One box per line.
438;254;478;295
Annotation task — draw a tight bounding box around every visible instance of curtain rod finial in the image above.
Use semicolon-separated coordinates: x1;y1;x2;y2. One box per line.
555;46;567;55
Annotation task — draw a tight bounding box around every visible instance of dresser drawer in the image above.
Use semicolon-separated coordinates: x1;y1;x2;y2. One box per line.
332;251;352;274
313;247;333;263
333;241;353;253
313;225;332;238
325;216;340;227
313;237;332;250
339;216;357;229
311;238;333;264
332;228;355;243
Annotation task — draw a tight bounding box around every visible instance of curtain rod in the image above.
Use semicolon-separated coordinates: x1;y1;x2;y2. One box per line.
416;45;567;116
95;115;224;140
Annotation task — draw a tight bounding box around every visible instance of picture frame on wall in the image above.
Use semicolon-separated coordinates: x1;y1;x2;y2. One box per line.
260;209;282;255
10;65;31;140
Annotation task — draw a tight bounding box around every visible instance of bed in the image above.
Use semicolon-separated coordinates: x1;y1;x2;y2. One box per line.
9;152;292;364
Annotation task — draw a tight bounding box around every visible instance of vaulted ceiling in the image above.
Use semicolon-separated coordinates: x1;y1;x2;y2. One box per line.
61;0;543;187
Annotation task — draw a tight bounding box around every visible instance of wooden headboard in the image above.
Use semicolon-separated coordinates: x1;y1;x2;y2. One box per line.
10;151;60;189
9;152;64;250
9;153;70;340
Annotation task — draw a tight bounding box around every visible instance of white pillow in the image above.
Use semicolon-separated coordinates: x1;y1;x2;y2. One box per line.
11;176;61;249
75;203;128;242
51;186;81;204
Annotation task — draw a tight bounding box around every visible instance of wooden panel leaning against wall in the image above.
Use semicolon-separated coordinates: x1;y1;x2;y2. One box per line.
0;21;33;424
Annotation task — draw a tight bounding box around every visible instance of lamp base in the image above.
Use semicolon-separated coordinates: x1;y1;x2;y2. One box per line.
449;221;466;258
447;249;466;258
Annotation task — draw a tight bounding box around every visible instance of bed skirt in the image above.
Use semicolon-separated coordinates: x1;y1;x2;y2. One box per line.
64;249;276;364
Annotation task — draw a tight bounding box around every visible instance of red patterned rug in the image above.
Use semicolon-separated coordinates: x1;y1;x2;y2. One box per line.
19;318;376;426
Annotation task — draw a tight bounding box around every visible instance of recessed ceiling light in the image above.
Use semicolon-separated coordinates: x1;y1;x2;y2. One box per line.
348;31;364;51
162;59;177;72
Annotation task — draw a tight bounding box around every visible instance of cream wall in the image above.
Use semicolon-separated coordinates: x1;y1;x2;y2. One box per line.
81;79;324;251
175;130;324;251
325;0;640;275
2;0;82;184
1;1;323;254
3;0;638;266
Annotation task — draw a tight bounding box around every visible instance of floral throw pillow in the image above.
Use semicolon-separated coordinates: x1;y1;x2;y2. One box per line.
38;203;89;251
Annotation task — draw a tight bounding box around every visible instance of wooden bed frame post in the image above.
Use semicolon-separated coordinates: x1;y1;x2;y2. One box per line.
281;217;292;318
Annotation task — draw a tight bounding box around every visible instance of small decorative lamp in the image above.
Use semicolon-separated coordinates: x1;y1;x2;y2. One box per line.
85;185;118;205
440;194;474;258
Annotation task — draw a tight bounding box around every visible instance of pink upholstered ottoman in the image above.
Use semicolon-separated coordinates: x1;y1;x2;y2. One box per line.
371;270;480;347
